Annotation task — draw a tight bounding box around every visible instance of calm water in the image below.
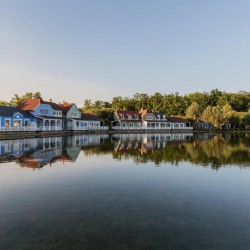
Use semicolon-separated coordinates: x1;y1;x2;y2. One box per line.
0;133;250;250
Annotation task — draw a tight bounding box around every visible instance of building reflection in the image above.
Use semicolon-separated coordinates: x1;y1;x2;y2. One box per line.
0;134;109;169
112;133;193;153
1;133;249;169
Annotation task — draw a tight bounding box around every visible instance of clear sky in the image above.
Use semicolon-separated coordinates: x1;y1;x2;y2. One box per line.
0;0;250;106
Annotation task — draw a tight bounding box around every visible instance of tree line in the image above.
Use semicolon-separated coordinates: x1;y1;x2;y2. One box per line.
82;89;250;128
1;90;250;128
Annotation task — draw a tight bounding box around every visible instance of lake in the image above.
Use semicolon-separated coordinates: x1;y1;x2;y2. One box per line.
0;133;250;250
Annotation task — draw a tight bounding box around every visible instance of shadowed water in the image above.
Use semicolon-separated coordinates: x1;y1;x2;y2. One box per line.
0;133;250;250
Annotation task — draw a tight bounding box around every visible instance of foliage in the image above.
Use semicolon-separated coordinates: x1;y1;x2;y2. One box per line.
185;102;200;119
9;92;42;107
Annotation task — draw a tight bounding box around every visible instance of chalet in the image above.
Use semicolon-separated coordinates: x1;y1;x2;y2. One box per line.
0;106;36;132
112;110;142;129
18;98;63;131
140;110;171;130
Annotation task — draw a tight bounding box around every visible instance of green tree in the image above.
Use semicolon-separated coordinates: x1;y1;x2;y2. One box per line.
185;102;200;119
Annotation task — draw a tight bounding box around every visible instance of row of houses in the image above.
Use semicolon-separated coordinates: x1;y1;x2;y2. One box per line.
0;98;108;132
111;110;193;130
2;98;231;132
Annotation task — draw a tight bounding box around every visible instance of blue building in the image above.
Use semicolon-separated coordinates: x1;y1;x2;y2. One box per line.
0;106;36;131
18;99;63;131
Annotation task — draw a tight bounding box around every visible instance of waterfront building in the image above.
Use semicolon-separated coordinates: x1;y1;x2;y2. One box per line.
59;102;108;131
18;98;63;131
0;106;37;132
112;109;193;131
58;102;82;130
112;110;143;129
166;116;192;130
140;109;171;130
193;119;213;129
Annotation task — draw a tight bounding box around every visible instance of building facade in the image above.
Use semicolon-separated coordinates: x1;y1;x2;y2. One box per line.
112;110;143;129
112;110;193;131
18;99;63;131
0;106;37;132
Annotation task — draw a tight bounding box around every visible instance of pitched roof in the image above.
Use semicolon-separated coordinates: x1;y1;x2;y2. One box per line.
41;100;61;110
166;116;189;123
18;98;61;111
116;110;140;119
140;110;164;118
0;106;34;117
81;113;102;121
58;103;75;115
17;99;41;111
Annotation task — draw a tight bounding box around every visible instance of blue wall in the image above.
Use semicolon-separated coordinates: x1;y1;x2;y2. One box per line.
0;112;36;127
30;104;54;117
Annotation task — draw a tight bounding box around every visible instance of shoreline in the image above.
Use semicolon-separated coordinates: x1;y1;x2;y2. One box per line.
0;129;249;140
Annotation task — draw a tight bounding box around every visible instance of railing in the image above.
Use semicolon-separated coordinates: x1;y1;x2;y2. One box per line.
37;126;62;131
171;127;193;130
88;126;109;130
112;126;143;130
0;127;38;132
73;126;109;131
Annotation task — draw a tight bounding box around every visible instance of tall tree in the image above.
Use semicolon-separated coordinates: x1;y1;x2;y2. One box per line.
185;102;200;119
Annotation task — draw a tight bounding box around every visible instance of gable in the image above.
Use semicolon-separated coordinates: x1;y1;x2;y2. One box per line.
32;104;54;117
67;105;81;118
12;112;24;118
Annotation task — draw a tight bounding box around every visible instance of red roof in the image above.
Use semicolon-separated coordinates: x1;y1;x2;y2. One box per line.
18;98;61;111
58;103;75;114
116;110;140;119
18;99;41;111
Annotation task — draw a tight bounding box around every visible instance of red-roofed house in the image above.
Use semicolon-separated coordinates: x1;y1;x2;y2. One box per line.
112;109;193;131
18;98;63;131
112;110;143;130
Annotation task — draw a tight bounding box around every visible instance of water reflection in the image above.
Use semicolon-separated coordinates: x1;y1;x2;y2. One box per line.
111;133;250;168
0;134;109;169
0;133;250;169
0;133;250;250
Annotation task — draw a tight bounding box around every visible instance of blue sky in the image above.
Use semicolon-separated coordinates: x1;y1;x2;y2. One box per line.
0;0;250;106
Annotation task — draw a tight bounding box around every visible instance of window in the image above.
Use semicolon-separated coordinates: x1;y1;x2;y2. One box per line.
40;109;49;115
24;120;30;127
4;120;10;127
13;120;21;127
